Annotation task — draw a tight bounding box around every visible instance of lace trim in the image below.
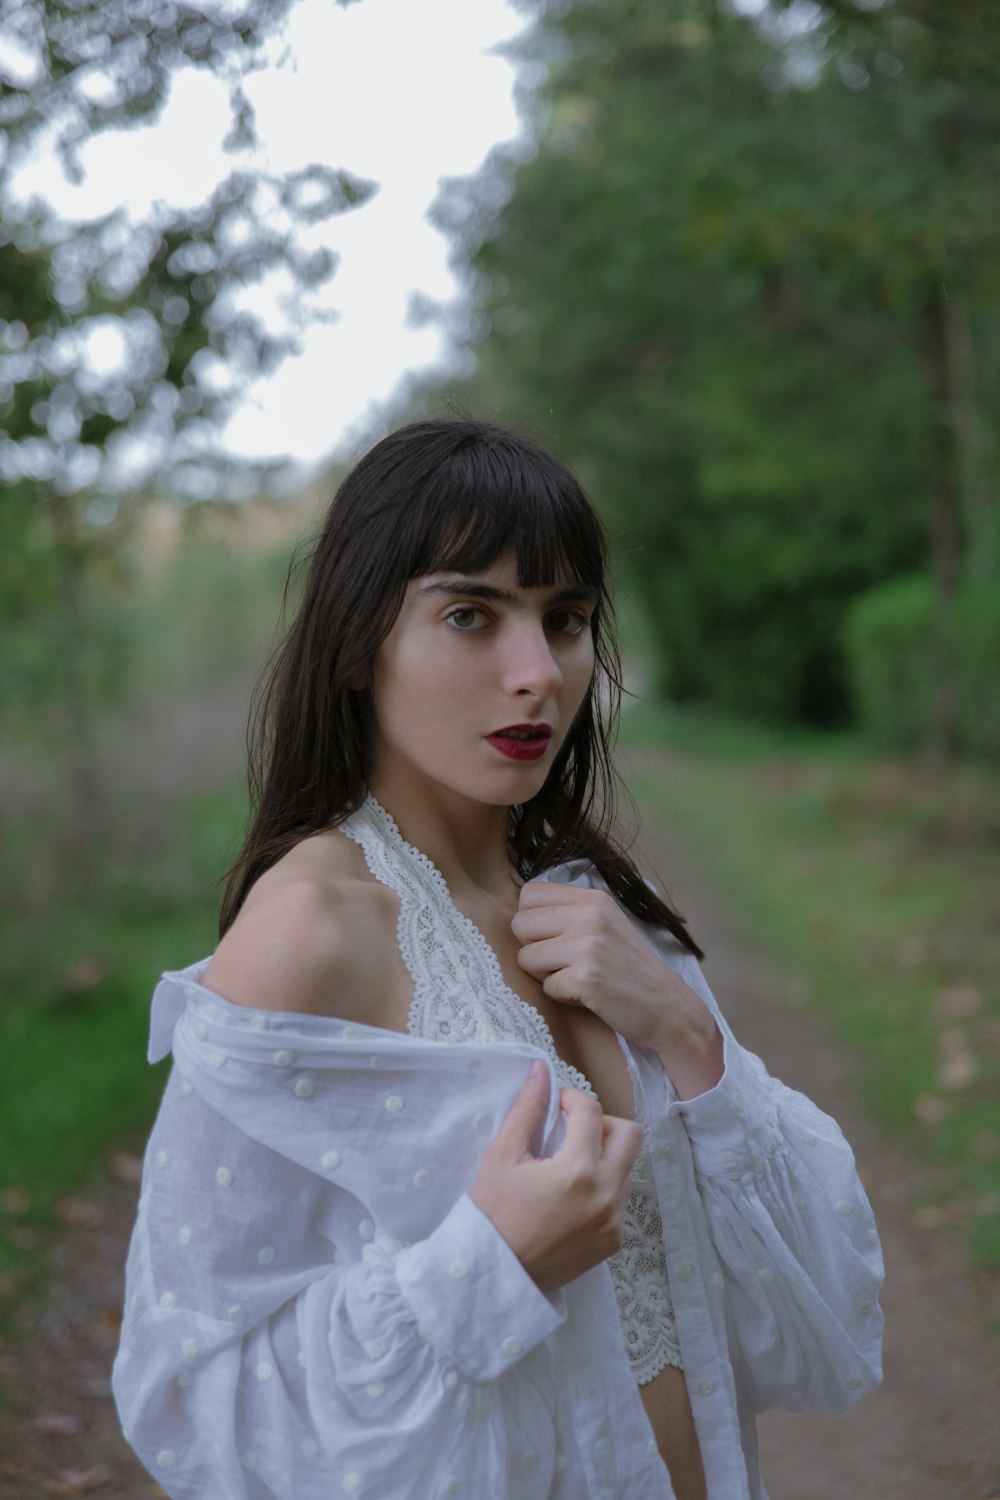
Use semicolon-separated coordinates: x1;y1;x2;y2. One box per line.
339;795;682;1381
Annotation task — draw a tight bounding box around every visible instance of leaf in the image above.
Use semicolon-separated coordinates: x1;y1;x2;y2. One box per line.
108;1152;144;1185
29;1414;79;1437
42;1470;114;1497
55;1198;103;1229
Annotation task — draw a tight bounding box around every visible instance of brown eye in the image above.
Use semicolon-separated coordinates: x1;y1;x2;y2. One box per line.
546;610;588;637
445;607;486;631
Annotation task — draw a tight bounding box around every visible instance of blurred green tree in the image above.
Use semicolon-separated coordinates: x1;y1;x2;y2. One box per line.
0;0;372;853
431;0;999;748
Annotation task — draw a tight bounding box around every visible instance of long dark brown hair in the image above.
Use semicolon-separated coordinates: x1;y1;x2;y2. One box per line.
219;417;703;958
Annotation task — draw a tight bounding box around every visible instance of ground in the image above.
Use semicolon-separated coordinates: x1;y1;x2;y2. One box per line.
1;787;998;1498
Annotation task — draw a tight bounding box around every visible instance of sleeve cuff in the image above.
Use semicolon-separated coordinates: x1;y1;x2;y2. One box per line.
668;1031;782;1175
395;1193;567;1381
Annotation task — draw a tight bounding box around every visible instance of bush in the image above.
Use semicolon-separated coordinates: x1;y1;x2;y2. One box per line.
844;575;1000;758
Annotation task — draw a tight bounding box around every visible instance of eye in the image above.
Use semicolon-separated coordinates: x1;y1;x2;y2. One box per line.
546;609;591;637
444;606;488;631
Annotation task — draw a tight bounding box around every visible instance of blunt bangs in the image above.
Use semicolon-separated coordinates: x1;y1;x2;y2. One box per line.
401;429;608;594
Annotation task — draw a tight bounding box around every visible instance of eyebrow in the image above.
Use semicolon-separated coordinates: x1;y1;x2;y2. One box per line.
417;578;600;608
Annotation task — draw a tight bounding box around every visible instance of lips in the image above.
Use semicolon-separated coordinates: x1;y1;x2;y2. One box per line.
486;722;553;762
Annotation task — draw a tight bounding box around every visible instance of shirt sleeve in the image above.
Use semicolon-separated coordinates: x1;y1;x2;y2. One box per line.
113;1076;567;1499
659;945;885;1415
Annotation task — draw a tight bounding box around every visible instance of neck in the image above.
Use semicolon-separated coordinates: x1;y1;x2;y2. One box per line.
365;774;519;905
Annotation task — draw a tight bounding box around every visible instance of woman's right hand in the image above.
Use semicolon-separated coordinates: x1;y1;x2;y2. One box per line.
469;1061;642;1293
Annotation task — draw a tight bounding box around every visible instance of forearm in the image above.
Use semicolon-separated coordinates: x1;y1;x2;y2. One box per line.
653;1003;725;1101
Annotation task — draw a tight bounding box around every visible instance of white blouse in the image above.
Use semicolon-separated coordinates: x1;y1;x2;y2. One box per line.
113;810;885;1500
338;797;682;1383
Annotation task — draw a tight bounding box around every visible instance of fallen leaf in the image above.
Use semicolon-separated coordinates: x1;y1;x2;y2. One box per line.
896;936;928;968
936;1029;977;1090
108;1152;144;1185
97;1304;123;1343
29;1413;79;1437
913;1093;950;1126
61;958;106;994
934;981;983;1019
42;1468;113;1497
55;1197;103;1229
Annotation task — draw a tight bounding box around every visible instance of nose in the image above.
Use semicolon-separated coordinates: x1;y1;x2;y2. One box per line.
502;619;564;701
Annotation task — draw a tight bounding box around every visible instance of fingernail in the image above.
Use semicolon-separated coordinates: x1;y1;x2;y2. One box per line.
528;1059;544;1084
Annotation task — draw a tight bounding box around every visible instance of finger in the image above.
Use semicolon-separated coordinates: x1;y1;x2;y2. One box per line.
599;1115;643;1186
492;1061;550;1161
516;936;575;977
510;907;572;943
557;1088;605;1160
517;881;593;910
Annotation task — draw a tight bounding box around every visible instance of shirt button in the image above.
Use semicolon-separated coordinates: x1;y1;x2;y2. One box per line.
678;1263;695;1281
836;1200;854;1217
449;1259;469;1280
501;1335;523;1357
473;1111;493;1135
697;1379;715;1396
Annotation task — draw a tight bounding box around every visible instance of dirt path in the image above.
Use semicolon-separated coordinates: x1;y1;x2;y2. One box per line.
636;800;1000;1500
1;771;998;1497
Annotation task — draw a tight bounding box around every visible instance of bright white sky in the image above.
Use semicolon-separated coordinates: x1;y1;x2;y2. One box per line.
12;0;531;472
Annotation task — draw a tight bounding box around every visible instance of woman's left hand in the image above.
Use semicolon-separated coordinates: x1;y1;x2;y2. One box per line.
512;882;724;1098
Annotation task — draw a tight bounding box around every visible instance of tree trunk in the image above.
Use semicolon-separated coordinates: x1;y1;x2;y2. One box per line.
47;489;106;879
921;289;963;767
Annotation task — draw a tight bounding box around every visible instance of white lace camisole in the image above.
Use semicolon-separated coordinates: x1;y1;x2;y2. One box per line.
340;796;682;1384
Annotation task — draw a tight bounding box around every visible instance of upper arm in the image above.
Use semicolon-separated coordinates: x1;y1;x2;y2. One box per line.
204;876;360;1020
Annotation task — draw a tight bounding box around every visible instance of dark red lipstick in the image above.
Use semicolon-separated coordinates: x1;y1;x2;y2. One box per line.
486;722;553;761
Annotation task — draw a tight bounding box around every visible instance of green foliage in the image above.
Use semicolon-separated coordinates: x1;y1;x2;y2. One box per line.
0;779;249;1317
953;587;1000;759
846;577;1000;758
843;575;937;751
425;0;1000;745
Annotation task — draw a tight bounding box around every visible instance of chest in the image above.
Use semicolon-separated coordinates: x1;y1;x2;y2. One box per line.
471;910;638;1123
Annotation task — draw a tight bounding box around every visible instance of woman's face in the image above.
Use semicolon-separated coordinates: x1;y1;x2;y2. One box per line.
368;548;598;812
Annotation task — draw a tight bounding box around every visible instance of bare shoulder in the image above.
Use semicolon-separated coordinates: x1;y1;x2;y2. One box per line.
203;829;411;1029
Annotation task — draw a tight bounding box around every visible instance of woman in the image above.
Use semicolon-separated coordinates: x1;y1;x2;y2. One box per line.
113;418;884;1500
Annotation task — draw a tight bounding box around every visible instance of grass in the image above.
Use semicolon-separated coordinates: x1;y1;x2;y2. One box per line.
620;700;1000;1268
0;778;250;1324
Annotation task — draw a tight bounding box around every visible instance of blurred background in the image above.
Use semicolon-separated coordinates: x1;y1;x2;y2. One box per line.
1;0;998;1492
